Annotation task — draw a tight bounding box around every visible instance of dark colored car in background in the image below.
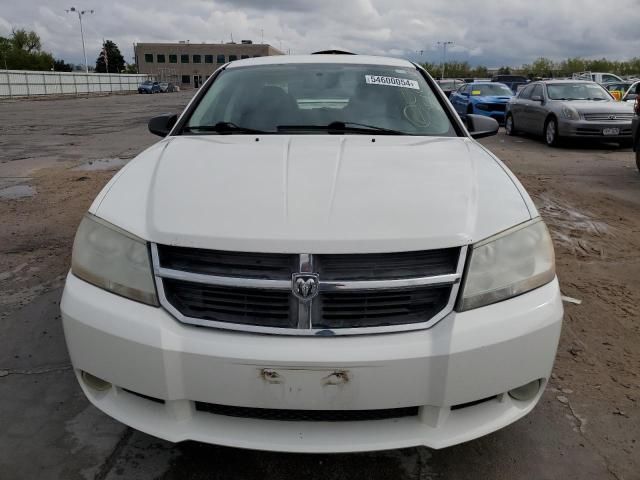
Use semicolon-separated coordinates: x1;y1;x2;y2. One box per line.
492;75;529;94
437;78;466;98
449;82;514;124
632;83;640;171
138;81;161;94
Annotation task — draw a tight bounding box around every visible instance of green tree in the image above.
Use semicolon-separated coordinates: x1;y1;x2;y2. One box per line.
53;58;73;72
0;29;54;70
95;40;125;73
530;57;556;78
10;28;42;53
122;63;138;74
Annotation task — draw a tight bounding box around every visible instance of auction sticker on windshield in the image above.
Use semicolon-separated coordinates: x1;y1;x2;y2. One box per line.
365;75;419;89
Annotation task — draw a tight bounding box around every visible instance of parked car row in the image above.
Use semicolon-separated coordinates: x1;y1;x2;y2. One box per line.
137;81;179;94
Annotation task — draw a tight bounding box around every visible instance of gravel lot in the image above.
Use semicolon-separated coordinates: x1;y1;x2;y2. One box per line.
1;91;639;480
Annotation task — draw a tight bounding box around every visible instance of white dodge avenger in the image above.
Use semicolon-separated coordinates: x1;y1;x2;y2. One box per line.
61;54;563;452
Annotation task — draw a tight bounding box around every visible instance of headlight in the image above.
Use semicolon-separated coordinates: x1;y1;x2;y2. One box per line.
71;214;158;306
560;106;579;120
458;219;555;311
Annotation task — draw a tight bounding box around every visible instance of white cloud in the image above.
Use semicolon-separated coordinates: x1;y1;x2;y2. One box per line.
1;0;639;67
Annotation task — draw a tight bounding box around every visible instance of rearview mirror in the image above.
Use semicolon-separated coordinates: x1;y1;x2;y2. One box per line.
466;114;499;139
148;113;178;137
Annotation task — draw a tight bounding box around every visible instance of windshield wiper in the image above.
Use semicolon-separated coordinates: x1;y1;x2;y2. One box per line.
277;121;406;135
182;122;268;134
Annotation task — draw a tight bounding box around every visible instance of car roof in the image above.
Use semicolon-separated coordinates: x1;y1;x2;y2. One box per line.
225;54;415;69
540;79;596;84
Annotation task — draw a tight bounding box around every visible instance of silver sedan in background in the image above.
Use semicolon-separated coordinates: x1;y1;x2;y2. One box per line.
505;80;635;147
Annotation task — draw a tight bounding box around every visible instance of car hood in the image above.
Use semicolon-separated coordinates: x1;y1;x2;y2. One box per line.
91;135;534;253
556;100;635;114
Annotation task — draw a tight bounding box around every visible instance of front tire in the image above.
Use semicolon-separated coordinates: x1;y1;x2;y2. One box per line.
505;113;516;136
544;117;561;147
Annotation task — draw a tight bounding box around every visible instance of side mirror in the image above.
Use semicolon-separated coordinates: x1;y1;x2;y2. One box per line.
466;114;499;139
148;113;178;137
531;95;543;102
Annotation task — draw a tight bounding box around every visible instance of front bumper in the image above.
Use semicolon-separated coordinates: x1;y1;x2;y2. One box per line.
61;273;563;452
558;118;632;138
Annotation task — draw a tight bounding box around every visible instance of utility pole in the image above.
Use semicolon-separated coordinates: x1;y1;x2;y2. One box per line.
66;7;94;73
437;41;453;79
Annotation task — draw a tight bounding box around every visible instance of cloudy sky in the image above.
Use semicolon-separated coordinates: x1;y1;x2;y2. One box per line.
1;0;639;67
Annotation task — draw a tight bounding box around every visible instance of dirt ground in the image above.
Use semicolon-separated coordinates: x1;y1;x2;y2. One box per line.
0;92;638;480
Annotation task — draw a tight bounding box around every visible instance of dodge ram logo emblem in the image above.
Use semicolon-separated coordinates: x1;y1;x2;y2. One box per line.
292;273;320;302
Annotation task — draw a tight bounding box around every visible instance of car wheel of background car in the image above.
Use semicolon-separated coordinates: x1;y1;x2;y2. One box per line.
544;117;561;147
505;114;516;136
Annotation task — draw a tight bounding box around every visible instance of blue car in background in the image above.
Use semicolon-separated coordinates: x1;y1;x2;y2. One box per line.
138;80;160;94
449;82;514;125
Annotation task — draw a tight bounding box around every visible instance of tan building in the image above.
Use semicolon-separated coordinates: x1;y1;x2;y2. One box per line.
134;41;283;88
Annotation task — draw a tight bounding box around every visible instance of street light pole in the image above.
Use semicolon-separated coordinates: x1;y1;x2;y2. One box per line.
437;41;453;79
66;7;94;73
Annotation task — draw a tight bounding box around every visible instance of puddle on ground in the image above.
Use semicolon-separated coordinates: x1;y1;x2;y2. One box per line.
0;184;36;199
72;157;127;171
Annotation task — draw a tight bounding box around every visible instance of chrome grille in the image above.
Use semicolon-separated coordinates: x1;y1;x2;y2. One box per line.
163;279;295;328
583;113;633;121
157;245;294;279
314;286;451;329
316;249;459;280
153;244;466;335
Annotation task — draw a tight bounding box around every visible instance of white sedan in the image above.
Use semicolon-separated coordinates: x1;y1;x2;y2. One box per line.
61;54;562;452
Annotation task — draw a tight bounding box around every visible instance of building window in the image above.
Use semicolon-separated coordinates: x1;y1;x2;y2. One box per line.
157;54;165;63
193;54;201;63
169;54;177;63
205;54;213;64
181;54;189;63
217;54;225;63
144;53;153;63
181;75;191;84
229;55;238;62
241;55;249;59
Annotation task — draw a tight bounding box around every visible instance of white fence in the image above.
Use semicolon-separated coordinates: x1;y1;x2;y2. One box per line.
0;70;153;98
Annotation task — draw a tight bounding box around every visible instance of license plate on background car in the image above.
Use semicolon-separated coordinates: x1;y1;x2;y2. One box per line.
603;128;620;136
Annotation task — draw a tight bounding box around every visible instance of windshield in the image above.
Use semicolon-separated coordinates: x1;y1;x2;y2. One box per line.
185;63;455;136
547;83;612;101
470;84;513;96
